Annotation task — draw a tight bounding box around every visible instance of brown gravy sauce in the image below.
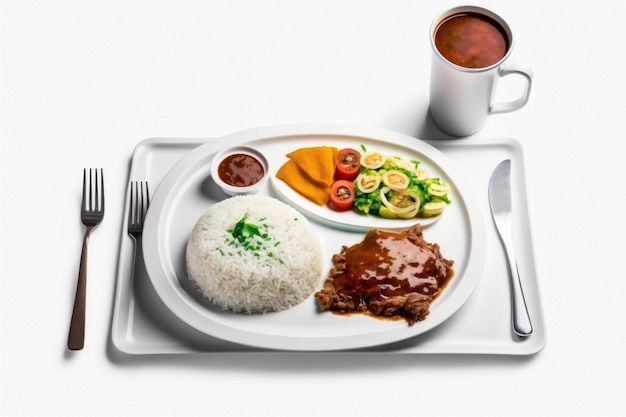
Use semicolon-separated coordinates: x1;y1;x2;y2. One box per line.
217;153;265;187
333;229;454;306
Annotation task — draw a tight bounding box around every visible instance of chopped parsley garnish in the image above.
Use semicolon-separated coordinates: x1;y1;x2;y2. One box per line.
218;213;283;263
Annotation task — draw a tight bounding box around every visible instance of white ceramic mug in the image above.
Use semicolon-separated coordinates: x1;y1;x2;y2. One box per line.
429;6;533;137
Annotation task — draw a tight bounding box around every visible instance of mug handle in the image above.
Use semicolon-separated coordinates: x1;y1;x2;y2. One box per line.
490;63;533;114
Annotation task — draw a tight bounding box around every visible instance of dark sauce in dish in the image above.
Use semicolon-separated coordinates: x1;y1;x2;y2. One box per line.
217;153;265;187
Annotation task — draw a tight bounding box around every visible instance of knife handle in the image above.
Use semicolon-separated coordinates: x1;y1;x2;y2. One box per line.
502;240;533;336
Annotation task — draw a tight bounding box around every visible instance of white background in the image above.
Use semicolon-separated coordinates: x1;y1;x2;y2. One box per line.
2;0;625;416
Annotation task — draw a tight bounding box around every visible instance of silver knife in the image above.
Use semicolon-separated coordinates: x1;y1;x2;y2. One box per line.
488;159;533;336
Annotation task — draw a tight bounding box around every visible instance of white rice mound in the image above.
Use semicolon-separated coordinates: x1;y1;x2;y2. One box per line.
185;195;324;313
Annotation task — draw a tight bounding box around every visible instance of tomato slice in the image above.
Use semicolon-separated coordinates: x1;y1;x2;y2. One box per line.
334;148;361;181
329;180;356;211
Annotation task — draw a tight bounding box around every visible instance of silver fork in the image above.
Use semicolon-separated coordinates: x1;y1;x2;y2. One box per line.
128;181;150;278
68;169;105;350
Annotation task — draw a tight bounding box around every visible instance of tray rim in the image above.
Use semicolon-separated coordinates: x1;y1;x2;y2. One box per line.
111;129;546;356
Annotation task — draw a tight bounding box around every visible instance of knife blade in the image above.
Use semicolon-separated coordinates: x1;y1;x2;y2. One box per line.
488;159;532;336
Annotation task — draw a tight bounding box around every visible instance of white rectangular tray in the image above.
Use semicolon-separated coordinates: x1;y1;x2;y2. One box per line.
111;136;546;355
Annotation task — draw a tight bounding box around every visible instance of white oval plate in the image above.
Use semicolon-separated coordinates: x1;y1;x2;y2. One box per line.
142;124;487;351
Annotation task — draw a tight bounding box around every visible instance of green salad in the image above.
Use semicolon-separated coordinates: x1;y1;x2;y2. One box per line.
352;146;451;219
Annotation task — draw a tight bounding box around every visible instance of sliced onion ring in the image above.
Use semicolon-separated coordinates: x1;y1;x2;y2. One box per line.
396;204;420;219
428;183;449;196
382;170;410;191
360;151;385;169
386;155;410;170
380;187;420;214
421;201;447;217
355;172;381;193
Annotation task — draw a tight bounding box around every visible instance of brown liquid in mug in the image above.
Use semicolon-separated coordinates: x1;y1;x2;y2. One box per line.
435;12;509;69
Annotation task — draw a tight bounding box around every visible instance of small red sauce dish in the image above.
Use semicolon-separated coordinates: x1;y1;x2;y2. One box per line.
211;146;269;196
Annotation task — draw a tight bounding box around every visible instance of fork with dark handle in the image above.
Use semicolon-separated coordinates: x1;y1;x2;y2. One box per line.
68;169;104;350
128;181;150;282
